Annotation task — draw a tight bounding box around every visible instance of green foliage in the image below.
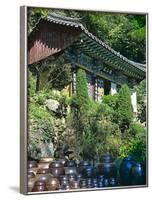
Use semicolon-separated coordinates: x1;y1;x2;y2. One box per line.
95;102;114;121
28;71;37;96
85;13;146;63
128;138;146;163
129;122;145;137
102;94;118;109
95;119;122;160
28;7;49;34
76;69;89;108
87;99;99;117
115;84;133;131
28;8;146;63
33;89;62;105
29;118;54;142
78;101;122;160
36;57;72;91
119;137;146;162
119;122;146;163
47;58;72;90
71;69;89;134
28;101;55;159
134;79;146;123
28;103;51;121
28;116;55;159
79;129;97;161
27;9;146;163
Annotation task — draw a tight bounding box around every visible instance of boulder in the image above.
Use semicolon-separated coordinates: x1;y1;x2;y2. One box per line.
46;99;60;113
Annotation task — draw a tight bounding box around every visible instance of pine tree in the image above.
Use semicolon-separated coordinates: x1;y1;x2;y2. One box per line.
76;69;89;108
73;69;89;134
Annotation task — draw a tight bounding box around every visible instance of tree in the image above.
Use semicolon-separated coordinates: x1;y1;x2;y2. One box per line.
84;13;146;63
76;69;89;107
27;7;49;34
134;79;146;124
71;69;89;134
115;84;133;131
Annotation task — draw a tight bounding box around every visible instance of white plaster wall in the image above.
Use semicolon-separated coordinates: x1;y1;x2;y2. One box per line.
131;90;137;113
111;82;117;95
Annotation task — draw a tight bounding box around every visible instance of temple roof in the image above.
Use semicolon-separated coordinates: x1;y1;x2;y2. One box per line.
30;12;146;80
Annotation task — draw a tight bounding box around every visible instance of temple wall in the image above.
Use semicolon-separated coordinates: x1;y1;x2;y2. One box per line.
28;21;81;65
131;90;138;114
110;83;117;95
68;66;137;115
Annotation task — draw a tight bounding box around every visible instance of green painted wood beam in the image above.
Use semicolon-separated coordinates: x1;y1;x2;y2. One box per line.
73;43;143;80
80;35;145;78
78;45;135;78
75;62;123;85
76;42;135;75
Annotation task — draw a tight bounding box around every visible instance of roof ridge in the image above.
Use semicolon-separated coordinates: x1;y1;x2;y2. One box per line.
48;12;83;23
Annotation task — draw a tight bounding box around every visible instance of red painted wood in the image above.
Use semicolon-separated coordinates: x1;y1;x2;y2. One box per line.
28;20;81;64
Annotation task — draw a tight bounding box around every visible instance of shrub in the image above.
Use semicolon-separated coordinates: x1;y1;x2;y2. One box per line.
119;137;146;163
119;122;146;163
129;122;145;137
94;119;122;160
134;79;146;123
28;102;55;160
81;101;122;161
102;94;118;109
76;68;89;108
115;84;133;131
28;118;55;160
28;102;51;121
79;129;97;161
28;70;37;96
96;102;114;121
71;69;90;134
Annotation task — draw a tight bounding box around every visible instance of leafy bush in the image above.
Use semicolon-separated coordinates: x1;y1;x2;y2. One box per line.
119;122;146;163
28;102;55;160
28;70;37;96
95;102;114;121
134;79;146;123
129;122;145;137
47;59;72;91
28;102;51;121
94;119;122;160
119;137;146;163
102;94;118;109
28;117;55;160
78;101;122;161
79;129;97;161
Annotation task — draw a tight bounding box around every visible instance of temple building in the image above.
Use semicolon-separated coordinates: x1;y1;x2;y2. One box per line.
28;13;146;114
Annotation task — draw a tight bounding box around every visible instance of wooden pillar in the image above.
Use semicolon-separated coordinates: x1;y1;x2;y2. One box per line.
110;82;117;95
92;74;98;101
72;64;77;94
93;74;98;101
104;79;111;95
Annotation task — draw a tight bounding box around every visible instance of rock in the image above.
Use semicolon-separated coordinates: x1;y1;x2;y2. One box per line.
28;119;55;160
40;142;55;158
46;99;60;113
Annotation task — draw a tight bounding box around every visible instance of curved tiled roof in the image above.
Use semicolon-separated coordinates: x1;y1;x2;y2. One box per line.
31;12;146;80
